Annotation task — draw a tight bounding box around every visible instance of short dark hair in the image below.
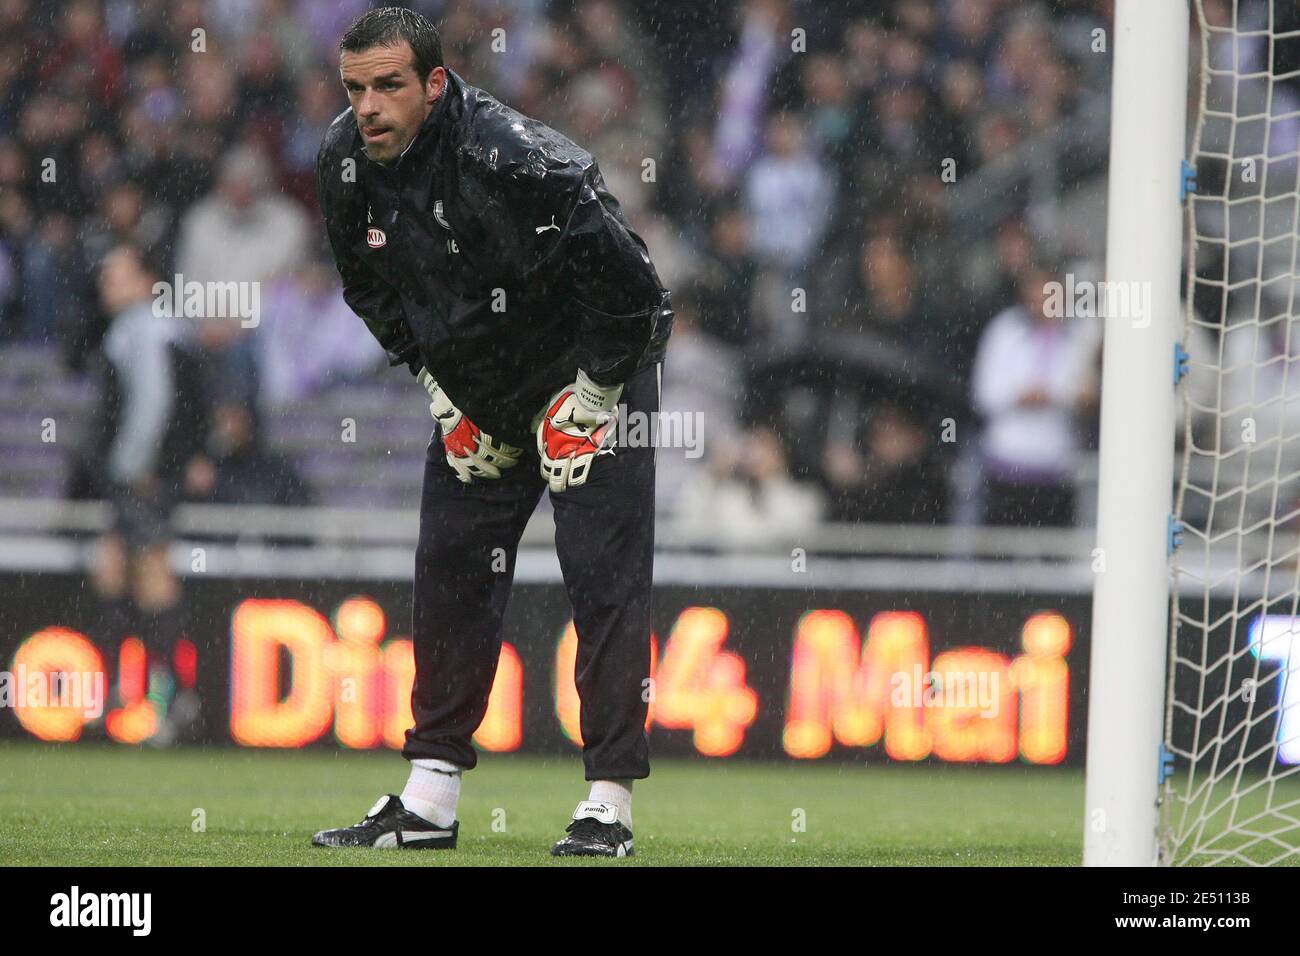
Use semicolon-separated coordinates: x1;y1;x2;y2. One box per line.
339;7;443;82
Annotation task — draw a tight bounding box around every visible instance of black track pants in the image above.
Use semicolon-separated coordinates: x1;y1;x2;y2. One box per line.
402;362;659;780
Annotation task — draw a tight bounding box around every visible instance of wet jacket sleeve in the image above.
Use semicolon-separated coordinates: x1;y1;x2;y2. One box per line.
315;145;422;376
515;161;666;387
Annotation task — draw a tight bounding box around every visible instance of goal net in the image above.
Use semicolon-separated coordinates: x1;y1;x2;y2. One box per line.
1165;0;1300;865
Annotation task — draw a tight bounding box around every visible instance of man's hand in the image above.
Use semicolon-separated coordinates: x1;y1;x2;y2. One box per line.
535;369;623;493
419;368;522;483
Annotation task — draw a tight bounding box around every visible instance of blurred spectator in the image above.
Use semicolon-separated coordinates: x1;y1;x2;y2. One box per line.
85;242;208;743
935;58;982;172
745;111;835;273
255;0;319;80
823;229;936;361
709;0;792;189
77;130;126;204
176;144;307;287
745;110;835;348
255;255;386;407
950;216;1038;386
92;243;208;554
22;212;89;345
37;0;123;110
0;36;25;137
670;120;728;231
872;79;933;164
175;143;308;406
842;16;886;95
281;68;342;205
960;218;1037;328
19;91;90;216
655;290;741;517
691;201;757;347
184;400;313;507
81;178;172;270
936;0;1001;63
237;30;292;135
176;53;243;183
822;399;949;524
1219;311;1300;535
671;425;824;549
801;51;861;179
988;8;1057;105
292;0;371;65
117;91;210;214
970;261;1100;527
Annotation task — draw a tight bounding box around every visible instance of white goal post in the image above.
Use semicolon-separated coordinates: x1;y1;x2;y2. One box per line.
1083;0;1188;868
1087;0;1300;866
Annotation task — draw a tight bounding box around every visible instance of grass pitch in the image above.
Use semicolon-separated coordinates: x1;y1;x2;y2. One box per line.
0;742;1085;866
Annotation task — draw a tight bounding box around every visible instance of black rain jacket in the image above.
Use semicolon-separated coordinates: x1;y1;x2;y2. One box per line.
315;67;673;445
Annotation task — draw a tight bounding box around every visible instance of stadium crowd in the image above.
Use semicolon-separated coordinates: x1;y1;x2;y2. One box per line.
0;0;1115;541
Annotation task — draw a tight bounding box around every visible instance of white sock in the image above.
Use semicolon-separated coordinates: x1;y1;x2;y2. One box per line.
588;779;633;829
400;759;462;828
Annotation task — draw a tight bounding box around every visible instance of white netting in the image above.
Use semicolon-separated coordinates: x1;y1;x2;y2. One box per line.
1164;0;1300;866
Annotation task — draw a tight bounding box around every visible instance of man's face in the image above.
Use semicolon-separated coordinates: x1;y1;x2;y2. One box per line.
339;41;443;164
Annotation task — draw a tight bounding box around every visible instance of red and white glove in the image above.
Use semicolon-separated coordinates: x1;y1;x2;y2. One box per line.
535;369;623;493
419;368;522;483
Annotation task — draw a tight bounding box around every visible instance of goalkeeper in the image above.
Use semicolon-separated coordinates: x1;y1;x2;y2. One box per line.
311;7;671;858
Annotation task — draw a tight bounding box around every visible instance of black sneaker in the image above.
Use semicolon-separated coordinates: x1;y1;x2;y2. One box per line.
311;795;458;849
551;800;634;857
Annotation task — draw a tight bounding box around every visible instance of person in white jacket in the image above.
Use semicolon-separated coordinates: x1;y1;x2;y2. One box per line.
971;261;1099;526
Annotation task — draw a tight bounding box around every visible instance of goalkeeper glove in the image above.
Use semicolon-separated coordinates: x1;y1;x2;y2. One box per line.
535;369;622;493
418;367;522;483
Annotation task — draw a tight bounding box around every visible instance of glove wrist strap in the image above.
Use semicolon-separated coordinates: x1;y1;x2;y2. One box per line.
575;368;623;412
